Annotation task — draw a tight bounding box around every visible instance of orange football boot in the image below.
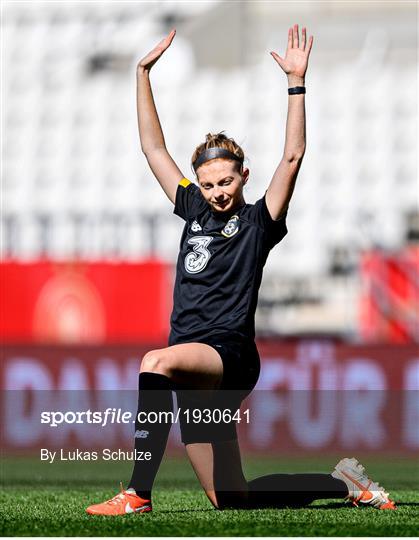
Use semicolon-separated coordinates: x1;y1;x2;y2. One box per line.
86;483;152;515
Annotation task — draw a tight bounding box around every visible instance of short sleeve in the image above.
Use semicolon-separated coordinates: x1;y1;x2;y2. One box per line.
173;178;207;221
249;194;288;249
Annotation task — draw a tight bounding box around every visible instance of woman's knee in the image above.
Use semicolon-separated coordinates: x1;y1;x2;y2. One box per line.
140;349;174;377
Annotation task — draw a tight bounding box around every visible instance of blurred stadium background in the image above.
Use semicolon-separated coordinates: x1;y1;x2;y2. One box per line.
1;1;418;459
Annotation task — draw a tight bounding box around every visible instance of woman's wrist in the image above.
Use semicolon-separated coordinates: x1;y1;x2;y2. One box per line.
136;65;150;77
287;75;305;88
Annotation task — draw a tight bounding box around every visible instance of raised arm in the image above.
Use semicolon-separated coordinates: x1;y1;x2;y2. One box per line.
265;24;313;220
136;29;184;204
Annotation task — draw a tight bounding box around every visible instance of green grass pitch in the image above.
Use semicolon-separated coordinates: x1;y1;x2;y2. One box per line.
1;455;418;536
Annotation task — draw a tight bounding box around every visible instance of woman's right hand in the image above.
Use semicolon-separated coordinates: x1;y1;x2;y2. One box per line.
137;29;176;73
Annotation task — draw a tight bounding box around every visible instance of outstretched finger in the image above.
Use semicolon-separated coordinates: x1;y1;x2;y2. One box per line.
164;28;176;47
300;27;306;50
286;27;293;52
306;35;314;57
293;24;299;48
167;28;176;42
155;29;176;52
270;50;285;70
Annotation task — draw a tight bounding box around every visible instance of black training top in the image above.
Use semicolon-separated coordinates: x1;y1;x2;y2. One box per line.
168;178;287;345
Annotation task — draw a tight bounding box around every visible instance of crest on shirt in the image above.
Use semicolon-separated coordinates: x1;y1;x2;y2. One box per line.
221;215;240;238
191;220;202;232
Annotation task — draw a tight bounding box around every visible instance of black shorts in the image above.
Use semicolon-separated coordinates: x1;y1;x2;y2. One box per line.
174;334;260;444
197;334;260;394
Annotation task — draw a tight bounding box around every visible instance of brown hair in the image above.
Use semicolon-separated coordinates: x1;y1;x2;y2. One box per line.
191;132;245;174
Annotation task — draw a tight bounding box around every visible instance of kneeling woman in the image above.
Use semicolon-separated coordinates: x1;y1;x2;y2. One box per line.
86;25;395;514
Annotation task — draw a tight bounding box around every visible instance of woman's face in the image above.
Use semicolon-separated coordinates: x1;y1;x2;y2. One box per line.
197;159;249;213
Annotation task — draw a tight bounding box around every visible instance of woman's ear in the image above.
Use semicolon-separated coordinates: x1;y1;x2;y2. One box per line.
242;168;249;185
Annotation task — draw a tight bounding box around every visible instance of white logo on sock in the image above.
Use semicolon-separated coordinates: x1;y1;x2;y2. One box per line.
135;430;149;439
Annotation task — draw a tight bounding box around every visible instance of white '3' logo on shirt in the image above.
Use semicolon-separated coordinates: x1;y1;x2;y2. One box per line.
184;236;213;274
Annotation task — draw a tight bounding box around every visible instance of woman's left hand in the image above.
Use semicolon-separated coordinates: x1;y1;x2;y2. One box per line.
271;24;313;82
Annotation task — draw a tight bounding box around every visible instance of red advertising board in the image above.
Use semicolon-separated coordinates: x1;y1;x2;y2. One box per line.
3;252;419;345
360;247;419;343
0;261;172;344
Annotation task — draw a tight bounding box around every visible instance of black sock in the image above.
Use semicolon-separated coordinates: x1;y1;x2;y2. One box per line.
247;473;348;508
128;372;173;499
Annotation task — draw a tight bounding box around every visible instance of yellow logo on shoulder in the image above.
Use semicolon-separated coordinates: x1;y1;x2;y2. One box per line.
179;178;191;188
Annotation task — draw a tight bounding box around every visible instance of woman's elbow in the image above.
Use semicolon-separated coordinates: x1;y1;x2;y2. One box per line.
283;149;305;164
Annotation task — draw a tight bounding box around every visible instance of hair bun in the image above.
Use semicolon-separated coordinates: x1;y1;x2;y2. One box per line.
205;132;226;143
